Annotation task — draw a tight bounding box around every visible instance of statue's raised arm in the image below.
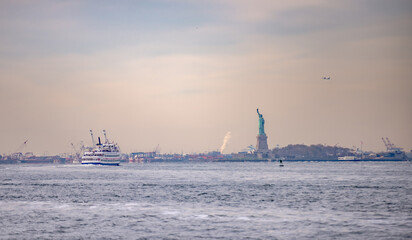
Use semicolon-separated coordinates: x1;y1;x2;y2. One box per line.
257;108;260;116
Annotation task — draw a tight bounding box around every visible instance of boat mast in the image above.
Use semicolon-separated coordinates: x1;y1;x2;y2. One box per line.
103;129;108;143
90;130;96;146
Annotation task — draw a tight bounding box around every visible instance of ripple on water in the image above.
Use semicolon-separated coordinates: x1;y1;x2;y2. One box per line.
0;162;411;239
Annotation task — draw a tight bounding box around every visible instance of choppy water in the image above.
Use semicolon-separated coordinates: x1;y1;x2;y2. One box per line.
0;162;411;239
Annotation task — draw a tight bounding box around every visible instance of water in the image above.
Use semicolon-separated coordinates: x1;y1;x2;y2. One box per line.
0;162;411;239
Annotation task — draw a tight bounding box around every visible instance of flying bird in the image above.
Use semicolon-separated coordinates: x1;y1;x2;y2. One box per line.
321;76;331;80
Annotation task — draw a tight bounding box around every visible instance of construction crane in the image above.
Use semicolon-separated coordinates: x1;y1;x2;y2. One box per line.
9;138;29;159
14;139;29;154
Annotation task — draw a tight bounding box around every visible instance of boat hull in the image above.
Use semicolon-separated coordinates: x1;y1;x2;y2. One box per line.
81;162;101;165
81;161;120;166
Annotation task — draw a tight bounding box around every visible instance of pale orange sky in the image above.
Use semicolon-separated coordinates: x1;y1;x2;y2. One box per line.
0;0;411;155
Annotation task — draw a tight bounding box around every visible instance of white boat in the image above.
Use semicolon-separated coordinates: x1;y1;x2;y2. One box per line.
81;130;121;166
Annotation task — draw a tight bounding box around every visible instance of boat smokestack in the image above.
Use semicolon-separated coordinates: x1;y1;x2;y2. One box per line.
97;137;102;145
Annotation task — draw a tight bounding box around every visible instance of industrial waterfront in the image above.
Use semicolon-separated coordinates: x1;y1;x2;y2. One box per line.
1;112;411;164
1;109;411;164
1;138;410;165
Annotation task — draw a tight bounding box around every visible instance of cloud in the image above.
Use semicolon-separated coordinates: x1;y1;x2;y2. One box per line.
0;0;411;154
212;0;327;23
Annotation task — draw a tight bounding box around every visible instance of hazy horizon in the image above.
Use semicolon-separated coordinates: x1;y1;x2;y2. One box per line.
1;0;411;155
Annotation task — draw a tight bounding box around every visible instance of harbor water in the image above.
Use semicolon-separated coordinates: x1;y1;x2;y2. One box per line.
0;162;411;239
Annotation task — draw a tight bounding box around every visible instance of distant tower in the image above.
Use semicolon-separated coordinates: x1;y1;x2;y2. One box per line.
256;108;269;155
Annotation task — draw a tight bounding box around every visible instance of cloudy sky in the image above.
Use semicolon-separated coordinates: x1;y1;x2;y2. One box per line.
0;0;411;155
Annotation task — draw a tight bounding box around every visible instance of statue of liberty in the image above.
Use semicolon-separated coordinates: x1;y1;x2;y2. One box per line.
257;108;265;135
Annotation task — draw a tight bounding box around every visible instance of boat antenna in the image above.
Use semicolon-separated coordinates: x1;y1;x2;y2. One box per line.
90;130;96;146
103;129;108;143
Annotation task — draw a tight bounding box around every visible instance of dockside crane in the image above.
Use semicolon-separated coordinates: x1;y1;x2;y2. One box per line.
382;137;391;152
154;144;160;155
71;142;85;163
381;137;403;153
386;137;403;153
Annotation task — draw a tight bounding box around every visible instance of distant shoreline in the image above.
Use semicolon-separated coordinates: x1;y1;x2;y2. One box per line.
0;158;409;165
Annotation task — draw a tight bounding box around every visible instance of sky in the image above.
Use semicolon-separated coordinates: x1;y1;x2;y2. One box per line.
0;0;411;155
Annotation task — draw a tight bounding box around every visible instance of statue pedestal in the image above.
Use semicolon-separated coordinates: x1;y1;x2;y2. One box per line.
256;134;269;153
